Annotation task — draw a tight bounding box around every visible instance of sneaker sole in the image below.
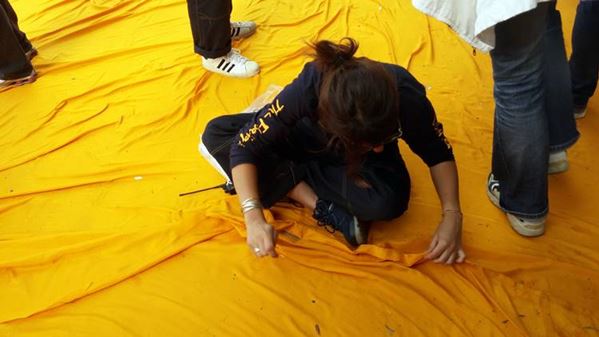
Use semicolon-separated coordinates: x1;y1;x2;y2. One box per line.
506;213;545;237
0;71;37;92
202;65;260;78
350;218;368;246
548;160;568;174
487;174;545;237
198;141;232;183
574;109;586;119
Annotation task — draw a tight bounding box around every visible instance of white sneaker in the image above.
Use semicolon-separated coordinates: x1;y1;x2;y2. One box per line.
202;49;259;78
486;173;546;237
548;150;568;174
231;21;256;41
505;213;546;237
198;140;231;184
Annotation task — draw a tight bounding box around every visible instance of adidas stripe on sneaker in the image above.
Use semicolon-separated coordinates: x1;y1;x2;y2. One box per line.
202;49;259;78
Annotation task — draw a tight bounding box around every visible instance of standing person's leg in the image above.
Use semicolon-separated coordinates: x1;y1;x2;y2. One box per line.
0;0;34;88
488;3;550;236
185;0;259;78
570;0;599;118
0;0;32;52
542;2;580;174
186;0;232;58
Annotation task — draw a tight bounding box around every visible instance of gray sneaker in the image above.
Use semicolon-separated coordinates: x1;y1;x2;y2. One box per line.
548;150;568;174
487;173;546;237
231;21;256;40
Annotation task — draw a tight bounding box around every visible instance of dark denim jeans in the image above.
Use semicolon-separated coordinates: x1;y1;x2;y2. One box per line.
570;0;599;108
185;0;232;58
0;0;32;79
490;2;579;219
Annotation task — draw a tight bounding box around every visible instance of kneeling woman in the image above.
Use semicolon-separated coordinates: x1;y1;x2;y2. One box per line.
201;38;465;264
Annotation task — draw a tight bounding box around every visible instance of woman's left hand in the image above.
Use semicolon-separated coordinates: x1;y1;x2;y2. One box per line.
425;211;466;264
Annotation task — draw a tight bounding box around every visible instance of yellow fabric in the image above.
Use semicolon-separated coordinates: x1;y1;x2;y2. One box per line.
1;0;598;335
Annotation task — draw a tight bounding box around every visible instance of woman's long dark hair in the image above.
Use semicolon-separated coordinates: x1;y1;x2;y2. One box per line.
312;38;400;178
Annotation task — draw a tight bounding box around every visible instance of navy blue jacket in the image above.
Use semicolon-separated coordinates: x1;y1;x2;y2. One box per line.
230;61;454;169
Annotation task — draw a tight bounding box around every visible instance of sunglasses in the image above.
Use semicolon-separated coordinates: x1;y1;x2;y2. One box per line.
381;126;403;144
376;119;403;145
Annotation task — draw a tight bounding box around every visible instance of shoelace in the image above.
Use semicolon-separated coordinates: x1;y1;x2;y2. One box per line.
316;211;338;234
226;49;249;65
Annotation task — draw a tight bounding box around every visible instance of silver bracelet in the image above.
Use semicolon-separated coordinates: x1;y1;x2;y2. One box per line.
442;209;463;217
240;197;263;214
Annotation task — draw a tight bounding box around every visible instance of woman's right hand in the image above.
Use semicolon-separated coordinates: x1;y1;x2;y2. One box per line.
231;163;277;257
245;211;277;257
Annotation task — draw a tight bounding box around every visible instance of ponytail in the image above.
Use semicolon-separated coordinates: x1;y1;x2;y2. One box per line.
311;38;359;69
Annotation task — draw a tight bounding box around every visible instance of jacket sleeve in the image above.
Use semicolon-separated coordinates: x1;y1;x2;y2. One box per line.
229;62;319;168
398;70;455;167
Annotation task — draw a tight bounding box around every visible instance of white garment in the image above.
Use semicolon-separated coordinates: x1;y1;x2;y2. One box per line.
412;0;552;51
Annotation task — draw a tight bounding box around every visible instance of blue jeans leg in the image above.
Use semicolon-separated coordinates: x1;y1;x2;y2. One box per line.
544;2;580;152
570;0;599;108
491;3;549;219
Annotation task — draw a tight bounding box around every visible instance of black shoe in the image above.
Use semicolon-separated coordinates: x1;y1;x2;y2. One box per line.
312;199;368;246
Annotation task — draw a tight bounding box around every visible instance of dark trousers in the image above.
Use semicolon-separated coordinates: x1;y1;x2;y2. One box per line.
0;0;32;79
201;113;411;222
570;0;599;108
186;0;232;58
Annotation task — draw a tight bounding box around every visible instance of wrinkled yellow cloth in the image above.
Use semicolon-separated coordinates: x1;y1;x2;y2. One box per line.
1;0;598;336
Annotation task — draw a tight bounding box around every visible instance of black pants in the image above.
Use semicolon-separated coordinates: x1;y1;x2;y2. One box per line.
201;113;411;222
186;0;232;58
0;0;32;79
